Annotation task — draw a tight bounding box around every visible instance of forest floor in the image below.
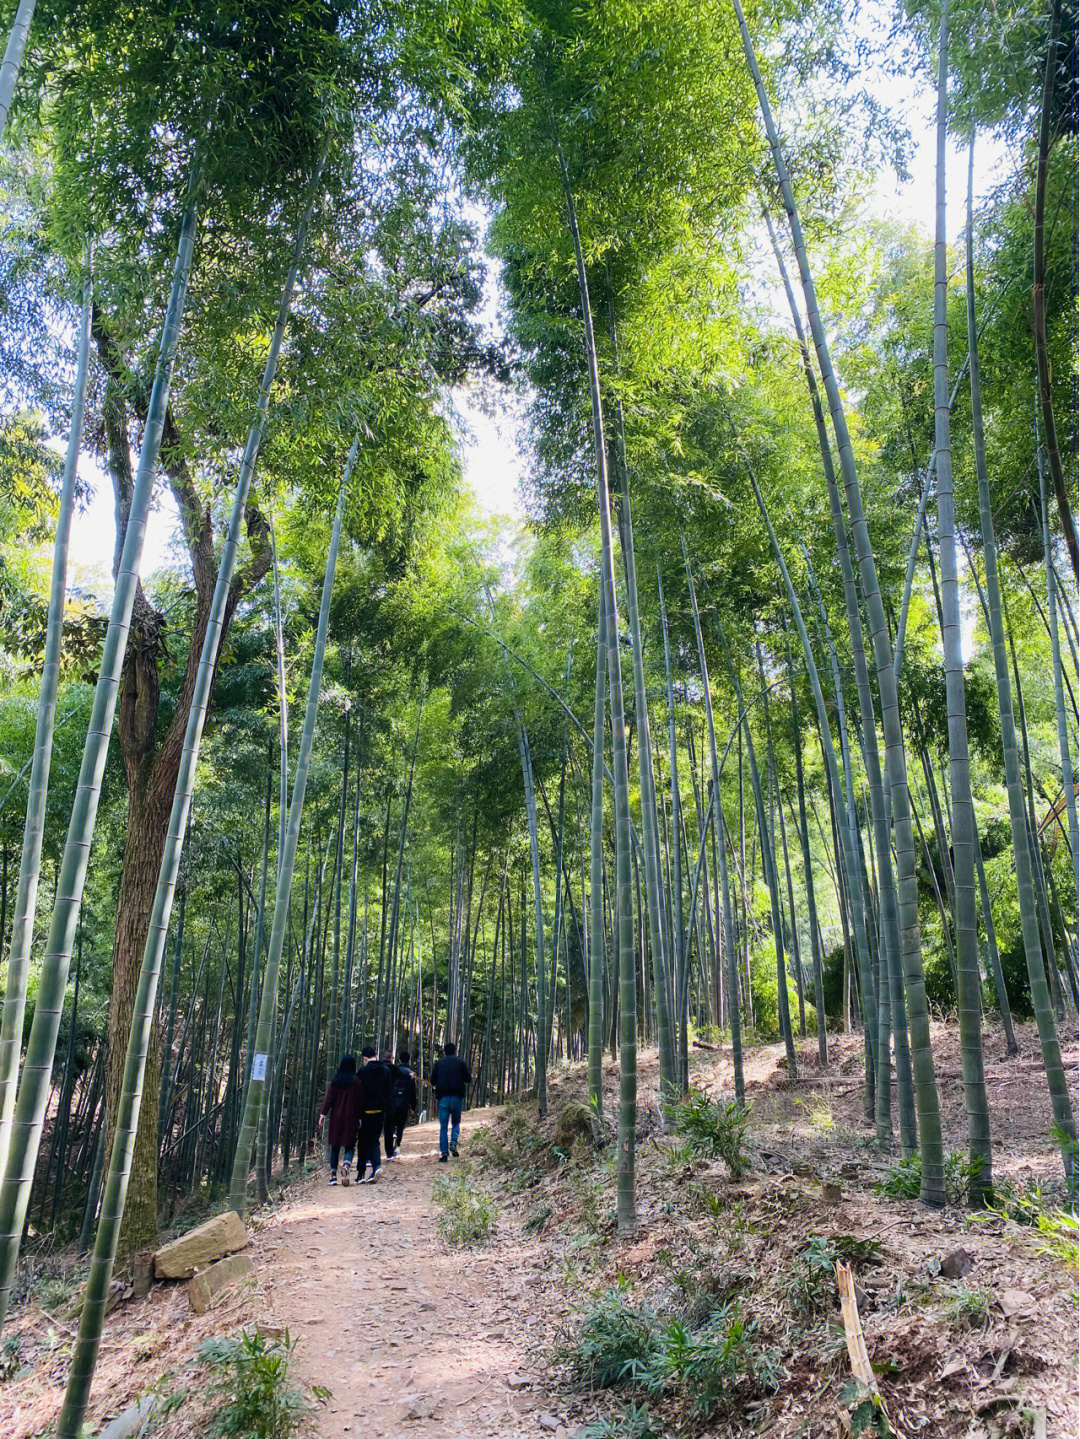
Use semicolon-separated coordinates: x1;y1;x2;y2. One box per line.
0;1020;1075;1438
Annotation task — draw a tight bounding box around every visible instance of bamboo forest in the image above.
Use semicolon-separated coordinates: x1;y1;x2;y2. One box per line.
0;0;1076;1435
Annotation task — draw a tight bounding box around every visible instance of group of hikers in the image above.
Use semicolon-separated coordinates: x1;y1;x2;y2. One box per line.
316;1042;472;1184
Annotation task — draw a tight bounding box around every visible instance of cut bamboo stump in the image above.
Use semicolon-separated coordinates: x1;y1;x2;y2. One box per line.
836;1260;874;1386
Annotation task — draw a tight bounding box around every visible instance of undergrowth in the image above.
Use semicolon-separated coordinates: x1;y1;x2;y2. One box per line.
876;1151;983;1204
670;1091;751;1177
199;1329;323;1439
561;1285;779;1422
432;1165;496;1245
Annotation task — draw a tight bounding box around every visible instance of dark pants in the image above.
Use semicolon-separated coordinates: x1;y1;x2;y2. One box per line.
438;1095;462;1157
329;1144;354;1171
358;1111;383;1177
385;1104;409;1156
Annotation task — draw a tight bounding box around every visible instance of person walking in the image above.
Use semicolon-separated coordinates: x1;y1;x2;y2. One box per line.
356;1046;391;1183
384;1050;418;1159
430;1041;470;1163
316;1055;363;1186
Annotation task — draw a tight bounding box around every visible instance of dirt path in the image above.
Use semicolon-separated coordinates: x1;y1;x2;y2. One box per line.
259;1110;570;1439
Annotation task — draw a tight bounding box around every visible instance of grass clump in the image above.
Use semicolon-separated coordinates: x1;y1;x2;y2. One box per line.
432;1165;496;1245
562;1286;779;1422
525;1200;553;1234
876;1151;983;1204
199;1329;320;1439
576;1405;661;1438
943;1284;995;1331
563;1288;660;1389
670;1091;751;1177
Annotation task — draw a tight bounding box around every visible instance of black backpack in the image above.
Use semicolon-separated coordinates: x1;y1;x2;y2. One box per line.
390;1064;413;1105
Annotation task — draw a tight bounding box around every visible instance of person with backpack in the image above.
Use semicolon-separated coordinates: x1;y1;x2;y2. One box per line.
429;1041;470;1162
316;1055;363;1186
356;1046;391;1183
384;1050;418;1159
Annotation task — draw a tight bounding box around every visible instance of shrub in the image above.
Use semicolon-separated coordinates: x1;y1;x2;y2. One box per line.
749;942;815;1041
431;1166;496;1245
876;1151;983;1205
787;1237;840;1318
199;1329;317;1439
631;1304;781;1418
562;1289;660;1389
671;1090;751;1177
564;1288;780;1421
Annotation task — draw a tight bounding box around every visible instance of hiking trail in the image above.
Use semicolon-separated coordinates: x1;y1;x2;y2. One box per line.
259;1110;568;1439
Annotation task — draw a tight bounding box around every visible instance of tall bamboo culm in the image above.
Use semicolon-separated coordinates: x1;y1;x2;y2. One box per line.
733;0;944;1201
228;447;354;1217
963;137;1076;1188
932;13;990;1202
56;166;323;1434
0;258;92;1181
0;186;201;1330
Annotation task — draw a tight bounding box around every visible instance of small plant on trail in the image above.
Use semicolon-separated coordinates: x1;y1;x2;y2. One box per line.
788;1234;883;1318
876;1152;983;1205
564;1286;778;1421
0;1334;22;1382
943;1284;995;1331
562;1288;660;1389
576;1404;662;1438
787;1237;840;1318
432;1165;495;1245
525;1200;553;1234
1034;1209;1079;1271
670;1091;751;1176
199;1328;320;1439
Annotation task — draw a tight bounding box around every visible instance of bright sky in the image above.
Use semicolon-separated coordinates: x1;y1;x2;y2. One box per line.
66;23;1011;582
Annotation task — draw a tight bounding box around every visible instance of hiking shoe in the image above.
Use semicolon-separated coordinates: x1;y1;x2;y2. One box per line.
438;1154;449;1163
329;1171;338;1185
341;1163;351;1187
450;1146;459;1157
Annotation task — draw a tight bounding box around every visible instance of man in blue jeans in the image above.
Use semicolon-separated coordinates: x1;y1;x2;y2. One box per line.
429;1041;470;1162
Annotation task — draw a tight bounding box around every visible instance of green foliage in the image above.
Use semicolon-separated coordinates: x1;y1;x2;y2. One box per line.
0;1334;23;1382
749;944;815;1043
943;1284;995;1331
199;1329;314;1439
575;1405;662;1439
786;1237;840;1318
840;1378;892;1438
629;1304;781;1418
876;1152;985;1204
563;1287;779;1420
562;1289;661;1390
670;1091;751;1177
431;1167;496;1246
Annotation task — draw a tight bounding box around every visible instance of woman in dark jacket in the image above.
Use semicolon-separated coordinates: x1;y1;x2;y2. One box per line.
317;1055;363;1185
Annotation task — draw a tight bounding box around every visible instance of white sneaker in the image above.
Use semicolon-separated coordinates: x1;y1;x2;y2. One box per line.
341;1162;351;1187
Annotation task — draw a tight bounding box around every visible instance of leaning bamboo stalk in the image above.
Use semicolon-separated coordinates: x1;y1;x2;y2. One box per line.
228;448;353;1216
736;0;943;1201
0;257;92;1180
964;132;1076;1183
0;182;201;1330
0;0;35;139
59;162;325;1427
551;122;636;1232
